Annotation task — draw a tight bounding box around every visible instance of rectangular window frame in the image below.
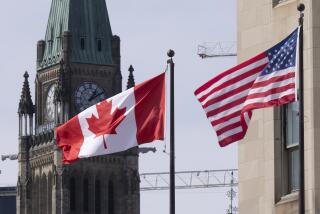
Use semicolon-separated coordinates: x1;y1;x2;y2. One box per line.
284;102;300;193
274;103;300;203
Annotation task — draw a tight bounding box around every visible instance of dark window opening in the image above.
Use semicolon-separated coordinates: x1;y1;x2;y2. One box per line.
70;178;76;211
108;181;114;214
95;180;101;214
83;179;89;212
57;23;62;48
48;173;52;214
80;38;85;50
97;40;102;52
48;27;54;53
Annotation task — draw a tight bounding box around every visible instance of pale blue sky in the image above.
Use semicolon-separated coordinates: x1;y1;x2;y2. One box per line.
0;0;237;213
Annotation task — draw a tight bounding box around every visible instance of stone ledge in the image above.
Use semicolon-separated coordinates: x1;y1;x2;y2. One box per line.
276;191;299;206
273;0;297;8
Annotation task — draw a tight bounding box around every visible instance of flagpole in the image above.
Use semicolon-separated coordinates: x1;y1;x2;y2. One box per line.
167;49;175;214
297;3;305;214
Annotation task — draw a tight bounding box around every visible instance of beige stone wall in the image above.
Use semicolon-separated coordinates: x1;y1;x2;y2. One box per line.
237;0;319;213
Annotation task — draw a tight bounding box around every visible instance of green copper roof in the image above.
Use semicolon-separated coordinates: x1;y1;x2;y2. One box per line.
38;0;114;69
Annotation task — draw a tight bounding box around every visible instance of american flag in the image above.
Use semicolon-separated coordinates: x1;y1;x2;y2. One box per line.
195;28;299;147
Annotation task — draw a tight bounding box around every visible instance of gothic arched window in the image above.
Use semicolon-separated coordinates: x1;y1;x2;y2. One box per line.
95;179;101;214
83;178;89;212
70;177;76;211
80;37;85;50
48;172;52;214
40;174;48;213
32;176;40;214
49;27;54;53
108;180;114;214
97;39;102;52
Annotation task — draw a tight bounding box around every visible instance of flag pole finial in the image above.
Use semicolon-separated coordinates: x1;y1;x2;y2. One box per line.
298;3;305;26
167;49;175;58
297;3;305;12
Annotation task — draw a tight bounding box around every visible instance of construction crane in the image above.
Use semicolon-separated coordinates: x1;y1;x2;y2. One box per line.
140;169;238;214
226;171;238;214
140;169;237;191
0;153;238;213
198;42;237;58
1;154;18;161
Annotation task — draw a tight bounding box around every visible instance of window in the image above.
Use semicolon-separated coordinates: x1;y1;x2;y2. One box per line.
97;39;102;52
95;180;101;214
48;173;52;214
274;102;299;202
83;179;89;212
108;180;114;214
80;37;85;50
48;27;54;53
32;176;40;213
70;178;76;211
57;23;62;48
284;101;299;192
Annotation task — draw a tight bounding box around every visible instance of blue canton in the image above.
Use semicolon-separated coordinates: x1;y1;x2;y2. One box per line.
261;29;298;76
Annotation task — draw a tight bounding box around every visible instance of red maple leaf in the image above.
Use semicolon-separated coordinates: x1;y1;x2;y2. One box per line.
86;100;126;149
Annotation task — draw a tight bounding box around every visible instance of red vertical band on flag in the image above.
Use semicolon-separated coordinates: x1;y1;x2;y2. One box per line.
56;116;84;164
134;73;165;144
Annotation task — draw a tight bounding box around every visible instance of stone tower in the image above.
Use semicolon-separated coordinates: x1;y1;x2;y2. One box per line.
17;0;140;214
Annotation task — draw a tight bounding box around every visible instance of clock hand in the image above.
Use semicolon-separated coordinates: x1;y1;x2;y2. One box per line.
88;90;98;102
88;91;104;102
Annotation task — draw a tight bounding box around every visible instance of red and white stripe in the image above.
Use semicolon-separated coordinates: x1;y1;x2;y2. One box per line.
195;53;296;147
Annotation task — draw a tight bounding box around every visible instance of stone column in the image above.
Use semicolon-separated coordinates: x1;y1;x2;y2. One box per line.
52;143;63;214
17;136;31;214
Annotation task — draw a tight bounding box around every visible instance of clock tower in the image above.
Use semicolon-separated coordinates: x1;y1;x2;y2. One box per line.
17;1;140;214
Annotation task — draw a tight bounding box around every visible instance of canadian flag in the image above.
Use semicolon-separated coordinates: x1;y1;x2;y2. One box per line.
56;73;165;164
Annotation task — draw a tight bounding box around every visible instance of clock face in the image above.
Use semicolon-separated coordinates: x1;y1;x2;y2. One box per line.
45;84;56;122
74;82;106;112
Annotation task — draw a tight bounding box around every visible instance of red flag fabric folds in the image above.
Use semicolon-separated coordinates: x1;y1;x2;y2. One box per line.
57;73;165;164
195;28;299;147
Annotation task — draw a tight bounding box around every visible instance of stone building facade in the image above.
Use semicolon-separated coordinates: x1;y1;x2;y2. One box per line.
238;0;320;213
17;0;140;214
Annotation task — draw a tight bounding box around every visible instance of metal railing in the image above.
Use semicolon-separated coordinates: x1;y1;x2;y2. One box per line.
36;122;55;134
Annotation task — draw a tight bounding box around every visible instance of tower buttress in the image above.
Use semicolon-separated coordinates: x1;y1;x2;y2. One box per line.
17;71;34;214
62;31;71;65
112;35;121;66
37;40;45;66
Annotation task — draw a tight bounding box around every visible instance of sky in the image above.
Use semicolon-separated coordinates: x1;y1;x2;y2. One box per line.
0;0;237;213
